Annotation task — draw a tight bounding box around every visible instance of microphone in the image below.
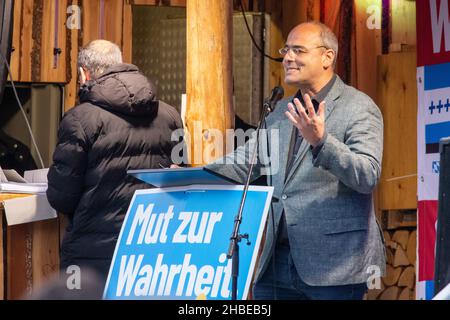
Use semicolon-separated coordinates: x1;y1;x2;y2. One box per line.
263;86;284;113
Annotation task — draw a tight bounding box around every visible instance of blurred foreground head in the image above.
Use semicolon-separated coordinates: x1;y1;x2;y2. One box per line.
24;267;105;300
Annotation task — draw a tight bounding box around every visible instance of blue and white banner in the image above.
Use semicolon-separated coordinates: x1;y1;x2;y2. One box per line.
103;185;273;300
416;63;450;300
417;63;450;300
416;0;450;299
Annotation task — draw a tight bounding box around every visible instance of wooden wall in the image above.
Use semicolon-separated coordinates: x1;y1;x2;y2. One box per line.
377;51;417;211
0;195;60;300
10;0;69;83
63;0;134;111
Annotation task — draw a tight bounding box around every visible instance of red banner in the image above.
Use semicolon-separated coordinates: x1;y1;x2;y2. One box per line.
417;0;450;66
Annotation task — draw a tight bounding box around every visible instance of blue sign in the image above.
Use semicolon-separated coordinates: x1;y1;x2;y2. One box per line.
103;185;273;300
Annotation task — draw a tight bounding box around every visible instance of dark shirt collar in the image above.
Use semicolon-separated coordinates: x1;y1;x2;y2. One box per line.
293;74;337;106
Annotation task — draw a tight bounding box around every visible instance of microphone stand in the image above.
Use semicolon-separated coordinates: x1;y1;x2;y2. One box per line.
227;98;276;300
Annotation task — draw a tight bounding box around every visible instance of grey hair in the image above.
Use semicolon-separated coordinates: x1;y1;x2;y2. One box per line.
305;21;339;68
77;40;123;79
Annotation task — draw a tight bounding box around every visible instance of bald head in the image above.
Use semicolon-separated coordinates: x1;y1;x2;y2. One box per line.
78;40;123;79
289;21;338;68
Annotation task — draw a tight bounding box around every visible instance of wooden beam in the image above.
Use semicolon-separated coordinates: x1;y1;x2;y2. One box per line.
377;52;417;210
10;0;23;80
122;1;133;63
186;0;234;165
64;0;80;111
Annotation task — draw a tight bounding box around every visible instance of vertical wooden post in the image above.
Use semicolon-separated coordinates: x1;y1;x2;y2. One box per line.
186;0;234;166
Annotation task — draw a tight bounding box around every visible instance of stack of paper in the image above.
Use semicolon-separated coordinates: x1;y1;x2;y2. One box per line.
0;167;49;194
0;167;56;225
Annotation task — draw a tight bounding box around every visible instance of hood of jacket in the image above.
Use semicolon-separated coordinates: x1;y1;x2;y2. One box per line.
78;63;158;117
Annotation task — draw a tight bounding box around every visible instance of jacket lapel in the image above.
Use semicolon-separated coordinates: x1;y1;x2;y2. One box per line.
278;111;293;184
284;76;345;185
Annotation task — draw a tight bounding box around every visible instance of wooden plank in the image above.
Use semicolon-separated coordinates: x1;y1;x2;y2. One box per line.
38;0;67;82
81;0;101;45
186;0;234;165
64;0;80;111
81;0;125;49
103;0;124;47
11;0;68;83
31;219;60;294
19;0;34;82
391;0;416;46
1;196;60;299
122;1;133;63
377;52;417;210
6;223;32;299
2;195;34;299
354;0;381;101
10;0;23;81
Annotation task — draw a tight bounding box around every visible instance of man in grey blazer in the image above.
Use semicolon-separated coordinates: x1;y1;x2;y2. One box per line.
206;21;385;300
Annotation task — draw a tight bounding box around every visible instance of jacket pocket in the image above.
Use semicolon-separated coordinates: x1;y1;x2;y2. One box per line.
322;216;369;235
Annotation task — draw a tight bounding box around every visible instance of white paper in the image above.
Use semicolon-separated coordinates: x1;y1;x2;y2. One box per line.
2;194;57;225
0;181;48;193
0;167;49;194
24;168;49;183
3;169;28;183
0;166;7;183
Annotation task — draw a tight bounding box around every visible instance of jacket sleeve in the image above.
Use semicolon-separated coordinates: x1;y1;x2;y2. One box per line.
312;97;384;194
47;111;89;215
205;126;266;184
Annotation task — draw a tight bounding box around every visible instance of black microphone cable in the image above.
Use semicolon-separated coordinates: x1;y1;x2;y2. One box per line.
0;51;45;169
238;0;283;63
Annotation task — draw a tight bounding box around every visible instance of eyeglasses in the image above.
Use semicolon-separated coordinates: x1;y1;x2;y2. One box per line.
278;45;328;56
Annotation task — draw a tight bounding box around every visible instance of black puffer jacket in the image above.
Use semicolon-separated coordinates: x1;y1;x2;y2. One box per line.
47;63;183;279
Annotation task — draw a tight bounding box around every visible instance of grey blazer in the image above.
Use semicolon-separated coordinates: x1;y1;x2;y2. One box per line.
207;76;386;286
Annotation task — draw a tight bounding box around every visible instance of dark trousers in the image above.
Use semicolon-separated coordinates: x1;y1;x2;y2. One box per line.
252;243;367;300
